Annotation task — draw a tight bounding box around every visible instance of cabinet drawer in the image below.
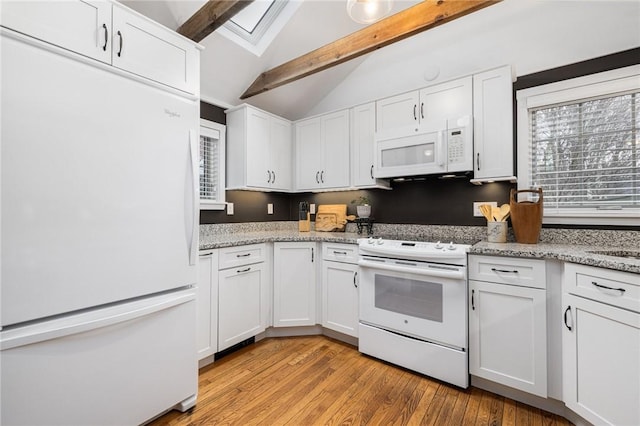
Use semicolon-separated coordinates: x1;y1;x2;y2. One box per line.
218;243;266;270
469;255;546;289
322;243;358;264
564;263;640;313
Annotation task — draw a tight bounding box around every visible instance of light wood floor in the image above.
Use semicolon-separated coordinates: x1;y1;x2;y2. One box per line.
150;336;572;426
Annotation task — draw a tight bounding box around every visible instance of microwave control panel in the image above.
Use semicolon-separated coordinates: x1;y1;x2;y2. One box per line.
448;129;466;163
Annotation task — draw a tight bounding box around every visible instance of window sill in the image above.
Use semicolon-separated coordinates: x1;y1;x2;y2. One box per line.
200;201;226;211
542;209;640;226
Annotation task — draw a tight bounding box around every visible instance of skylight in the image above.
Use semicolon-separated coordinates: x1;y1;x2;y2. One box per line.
218;0;300;57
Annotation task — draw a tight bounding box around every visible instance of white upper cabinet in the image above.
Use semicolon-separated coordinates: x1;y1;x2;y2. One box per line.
0;0;200;95
111;4;199;95
226;104;292;191
0;0;112;63
376;76;472;136
350;103;390;189
295;109;350;191
471;65;515;183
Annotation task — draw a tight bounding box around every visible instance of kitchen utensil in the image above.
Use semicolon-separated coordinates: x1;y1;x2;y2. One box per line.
316;204;349;232
479;204;494;221
498;204;510;221
510;188;543;244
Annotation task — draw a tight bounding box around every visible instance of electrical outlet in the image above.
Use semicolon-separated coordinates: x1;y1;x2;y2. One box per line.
226;202;234;215
267;203;273;215
473;201;497;217
310;204;316;214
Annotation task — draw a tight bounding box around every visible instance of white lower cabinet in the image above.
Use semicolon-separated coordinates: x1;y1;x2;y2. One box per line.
468;255;547;398
218;245;267;351
273;242;317;327
197;250;218;359
562;264;640;426
322;243;359;337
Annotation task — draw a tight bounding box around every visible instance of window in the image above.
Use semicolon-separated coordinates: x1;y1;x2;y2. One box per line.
199;120;226;210
517;65;640;225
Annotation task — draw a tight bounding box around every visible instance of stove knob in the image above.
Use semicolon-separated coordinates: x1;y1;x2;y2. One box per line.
434;241;443;249
368;237;375;244
376;238;384;245
447;242;456;251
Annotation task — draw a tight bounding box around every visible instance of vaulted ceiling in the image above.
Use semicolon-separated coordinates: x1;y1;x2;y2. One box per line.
123;0;640;121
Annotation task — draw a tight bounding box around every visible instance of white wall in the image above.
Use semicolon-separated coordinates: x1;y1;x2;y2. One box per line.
307;0;640;117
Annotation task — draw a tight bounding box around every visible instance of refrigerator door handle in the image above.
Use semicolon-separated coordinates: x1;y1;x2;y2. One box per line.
188;129;199;266
0;289;196;350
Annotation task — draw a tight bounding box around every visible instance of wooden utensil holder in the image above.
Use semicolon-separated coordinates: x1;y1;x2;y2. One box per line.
510;188;543;244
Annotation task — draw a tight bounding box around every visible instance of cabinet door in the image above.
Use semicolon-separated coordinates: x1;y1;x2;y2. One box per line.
0;0;112;63
269;117;292;191
197;251;218;359
473;66;513;179
419;76;472;123
111;5;199;94
322;261;358;337
469;280;547;397
273;242;317;327
351;103;377;187
376;90;420;134
295;118;323;191
245;108;272;188
218;262;266;351
563;294;640;426
321;110;350;189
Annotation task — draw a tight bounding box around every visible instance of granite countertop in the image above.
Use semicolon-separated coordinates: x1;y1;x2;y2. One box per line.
199;223;640;275
470;241;640;275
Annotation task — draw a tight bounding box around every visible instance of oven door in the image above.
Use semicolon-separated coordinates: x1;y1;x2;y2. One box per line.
359;256;467;350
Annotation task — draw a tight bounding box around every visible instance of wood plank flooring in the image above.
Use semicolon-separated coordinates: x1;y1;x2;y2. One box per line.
150;336;572;426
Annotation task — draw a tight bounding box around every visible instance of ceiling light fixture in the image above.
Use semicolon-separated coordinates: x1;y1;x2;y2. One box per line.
346;0;393;24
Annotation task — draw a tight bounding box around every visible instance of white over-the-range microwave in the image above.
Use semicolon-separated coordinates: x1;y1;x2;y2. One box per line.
373;116;473;178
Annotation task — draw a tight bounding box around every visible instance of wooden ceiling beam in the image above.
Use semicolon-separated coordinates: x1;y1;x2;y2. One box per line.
241;0;501;99
177;0;253;43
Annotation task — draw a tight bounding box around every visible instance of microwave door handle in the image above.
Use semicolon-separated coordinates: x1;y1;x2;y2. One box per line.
437;130;445;167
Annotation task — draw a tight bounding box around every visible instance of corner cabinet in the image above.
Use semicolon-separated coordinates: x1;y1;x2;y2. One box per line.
226;104;292;191
273;242;317;327
0;1;200;95
197;250;218;360
562;264;640;426
350;103;390;189
468;255;548;397
471;65;515;184
295;110;350;191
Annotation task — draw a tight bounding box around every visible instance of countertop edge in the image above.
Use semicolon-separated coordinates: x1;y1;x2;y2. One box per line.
199;232;640;274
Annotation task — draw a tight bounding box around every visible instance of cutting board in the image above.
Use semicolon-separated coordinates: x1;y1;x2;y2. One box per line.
316;204;351;232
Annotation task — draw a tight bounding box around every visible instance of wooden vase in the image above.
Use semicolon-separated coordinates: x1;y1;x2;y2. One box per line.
510;188;543;244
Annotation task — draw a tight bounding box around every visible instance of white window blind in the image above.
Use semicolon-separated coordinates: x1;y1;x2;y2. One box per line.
200;133;219;200
199;121;226;210
528;91;640;212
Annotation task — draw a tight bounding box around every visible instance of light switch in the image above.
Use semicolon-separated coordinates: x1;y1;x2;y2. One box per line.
473;201;497;217
227;202;234;215
310;204;316;214
267;203;273;214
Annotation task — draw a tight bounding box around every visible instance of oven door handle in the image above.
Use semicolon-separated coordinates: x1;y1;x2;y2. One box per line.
358;259;465;280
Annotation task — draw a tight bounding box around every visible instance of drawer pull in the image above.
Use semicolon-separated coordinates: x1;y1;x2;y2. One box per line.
471;289;475;310
333;251;348;255
591;281;626;294
236;253;251;258
491;268;519;274
237;267;251;274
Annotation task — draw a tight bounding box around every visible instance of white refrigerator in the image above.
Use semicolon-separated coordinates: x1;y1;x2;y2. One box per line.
1;26;199;425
